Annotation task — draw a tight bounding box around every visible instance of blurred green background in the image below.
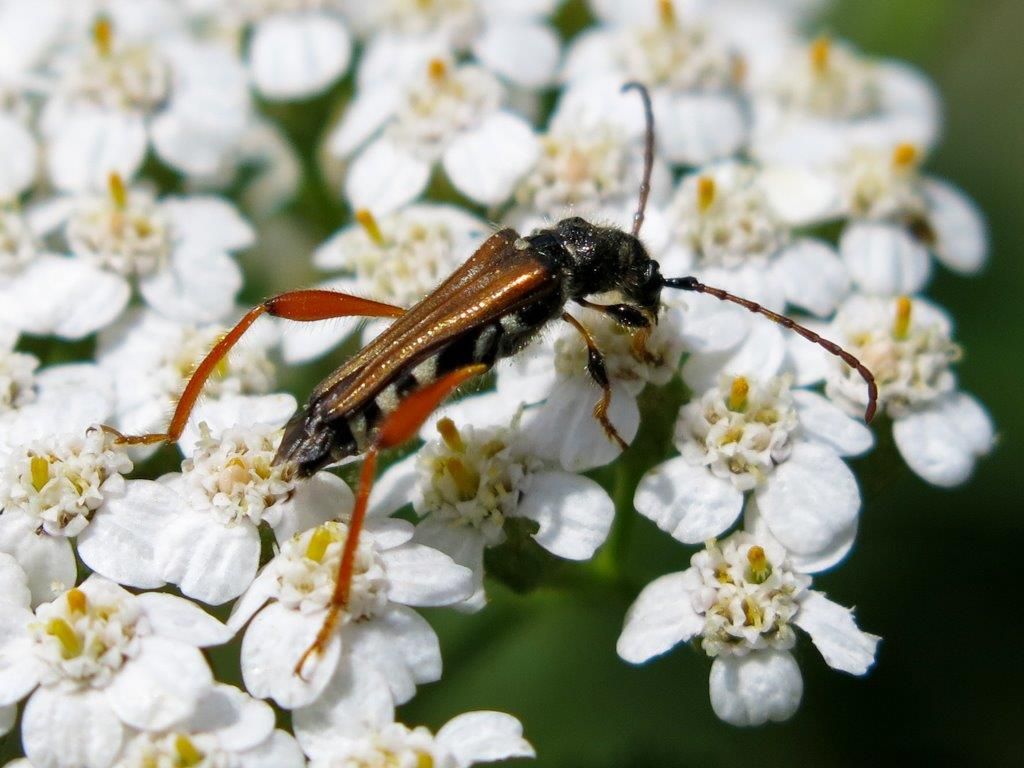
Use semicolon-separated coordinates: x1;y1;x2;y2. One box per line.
4;1;1021;766
398;2;1024;767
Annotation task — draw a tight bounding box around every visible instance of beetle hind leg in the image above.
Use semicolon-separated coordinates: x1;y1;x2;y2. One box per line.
561;313;628;452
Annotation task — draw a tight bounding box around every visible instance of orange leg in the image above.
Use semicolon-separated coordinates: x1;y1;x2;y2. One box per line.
105;290;406;446
562;313;628;451
294;363;487;677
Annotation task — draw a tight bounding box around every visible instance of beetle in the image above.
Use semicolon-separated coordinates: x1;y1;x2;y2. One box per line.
106;82;877;675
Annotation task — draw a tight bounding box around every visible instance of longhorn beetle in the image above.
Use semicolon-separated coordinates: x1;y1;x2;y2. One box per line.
105;82;877;677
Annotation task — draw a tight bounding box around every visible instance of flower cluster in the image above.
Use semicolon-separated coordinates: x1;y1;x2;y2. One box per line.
0;0;995;764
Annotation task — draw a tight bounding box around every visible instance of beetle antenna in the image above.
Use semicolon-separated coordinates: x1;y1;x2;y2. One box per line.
663;276;878;423
622;81;654;237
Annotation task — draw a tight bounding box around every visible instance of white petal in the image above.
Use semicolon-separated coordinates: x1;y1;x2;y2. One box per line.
106;636;213;730
328;83;402;158
774;238;849;317
250;12;352;100
516;470;614;560
280;313;362;365
23;687;124;768
180;393;297;454
792;390;873;458
241;729;307;768
292;660;394;758
0;552;30;608
617;569;703;663
892;393;995;487
161;196;255;252
443;112;539;206
135;592;233;647
346;138;431;215
368;453;419;517
794;591;879;675
227;567;278;633
272;472;354;543
159;512;261;605
473;20;559;88
682;322;786;393
0;510;77;606
759;165;842;225
755;442;860;558
419;390;524;442
0;702;13;737
634;457;743;543
659;92;748;165
675;293;748;355
744;501;857;574
140;244;242;323
46;108;147;192
709;651;803;726
383;544;474;606
240;602;341;708
923;178;987;274
0;114;36;198
437;711;535;767
0;256;130;339
187;683;274;752
347;605;440;703
0;605;42;705
840;221;931;296
410;519;487;604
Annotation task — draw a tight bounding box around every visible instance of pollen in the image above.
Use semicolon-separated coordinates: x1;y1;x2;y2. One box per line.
427;58;448;82
66;588;87;614
30;455;50;492
174;735;205;767
746;545;772;584
697;176;717;213
436;417;465;452
46;618;82;659
893;295;913;339
92;14;114;58
355;208;385;245
305;525;334;563
657;0;676;27
107;172;128;210
892;142;920;170
810;35;831;74
727;376;749;412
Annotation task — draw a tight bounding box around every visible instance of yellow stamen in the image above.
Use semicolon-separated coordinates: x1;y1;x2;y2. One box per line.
810;35;831;74
108;172;128;210
727;376;749;412
436;417;464;452
893;295;912;339
742;596;763;628
30;455;50;492
657;0;676;26
417;753;435;768
746;545;772;584
355;208;384;246
66;588;87;614
697;176;716;213
92;15;114;58
174;735;205;767
305;526;333;563
892;142;919;170
427;58;447;82
444;457;479;500
46;618;82;659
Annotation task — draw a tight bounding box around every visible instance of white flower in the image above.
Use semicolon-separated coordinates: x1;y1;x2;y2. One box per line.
295;661;533;767
561;1;748;166
494;302;689;471
351;0;561;91
833;143;988;295
16;178;254;335
111;684;305;768
635;367;868;571
659;161;849;316
97;308;276;439
617;530;879;726
220;0;353;100
0;427;182;604
371;405;615;609
229;518;473;709
281;204;489;364
750;36;940;167
0;576;230;768
41;12;251;190
330;56;539;212
791;294;995;487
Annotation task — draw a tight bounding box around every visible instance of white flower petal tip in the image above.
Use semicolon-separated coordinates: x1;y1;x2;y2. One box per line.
437;711;536;765
924;179;988;274
795;591;879;675
250;13;352;100
617;570;703;664
709;651;803;727
517;471;614;561
346;139;431;215
443;112;540;206
634;458;743;544
841;221;931;296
